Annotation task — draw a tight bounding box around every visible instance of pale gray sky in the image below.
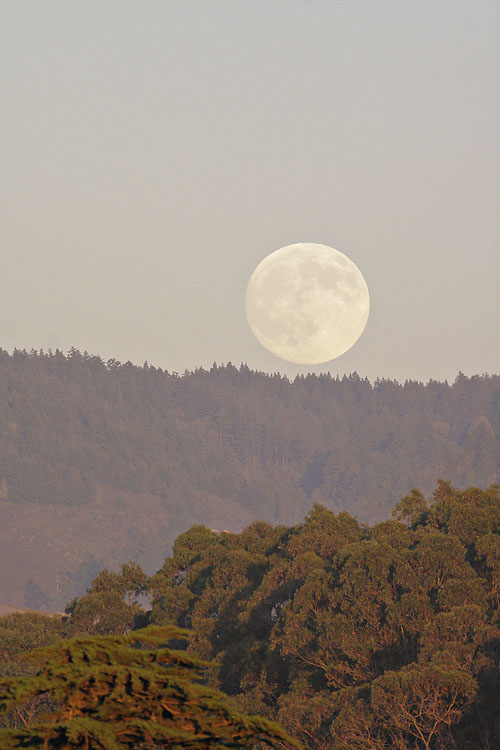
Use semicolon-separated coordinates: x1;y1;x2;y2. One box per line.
2;1;499;382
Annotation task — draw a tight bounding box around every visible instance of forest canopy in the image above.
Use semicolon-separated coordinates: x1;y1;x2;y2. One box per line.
0;349;498;520
2;482;500;749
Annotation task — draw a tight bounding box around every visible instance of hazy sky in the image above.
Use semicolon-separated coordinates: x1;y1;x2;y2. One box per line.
2;1;499;382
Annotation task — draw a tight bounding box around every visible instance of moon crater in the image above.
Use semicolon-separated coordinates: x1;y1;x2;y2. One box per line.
245;243;370;364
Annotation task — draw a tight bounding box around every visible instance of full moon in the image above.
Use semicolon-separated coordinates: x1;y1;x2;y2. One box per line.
245;243;370;365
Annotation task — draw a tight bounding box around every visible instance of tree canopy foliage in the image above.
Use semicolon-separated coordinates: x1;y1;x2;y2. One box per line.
147;483;500;749
0;612;65;676
2;482;500;747
0;625;299;750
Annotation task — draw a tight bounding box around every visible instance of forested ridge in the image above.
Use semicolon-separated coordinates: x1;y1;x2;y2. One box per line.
0;347;499;609
1;348;499;518
2;483;500;748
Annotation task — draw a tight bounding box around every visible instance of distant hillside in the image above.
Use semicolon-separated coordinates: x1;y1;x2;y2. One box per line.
0;348;498;609
0;604;27;617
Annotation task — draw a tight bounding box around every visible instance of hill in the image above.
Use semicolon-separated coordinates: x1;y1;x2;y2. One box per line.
0;348;498;609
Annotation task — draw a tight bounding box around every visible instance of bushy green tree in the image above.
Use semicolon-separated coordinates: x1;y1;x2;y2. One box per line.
0;613;65;676
65;563;147;636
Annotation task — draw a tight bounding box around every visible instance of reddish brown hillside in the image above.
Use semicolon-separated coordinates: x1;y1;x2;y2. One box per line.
0;484;253;610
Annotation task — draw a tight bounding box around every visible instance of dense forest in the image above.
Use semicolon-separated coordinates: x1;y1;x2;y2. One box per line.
2;482;500;749
0;348;498;608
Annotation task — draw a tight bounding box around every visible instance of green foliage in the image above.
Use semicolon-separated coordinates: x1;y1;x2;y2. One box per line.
65;564;147;636
0;612;65;677
392;488;428;527
148;483;500;749
3;482;500;747
0;612;66;732
332;663;477;749
0;625;300;750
